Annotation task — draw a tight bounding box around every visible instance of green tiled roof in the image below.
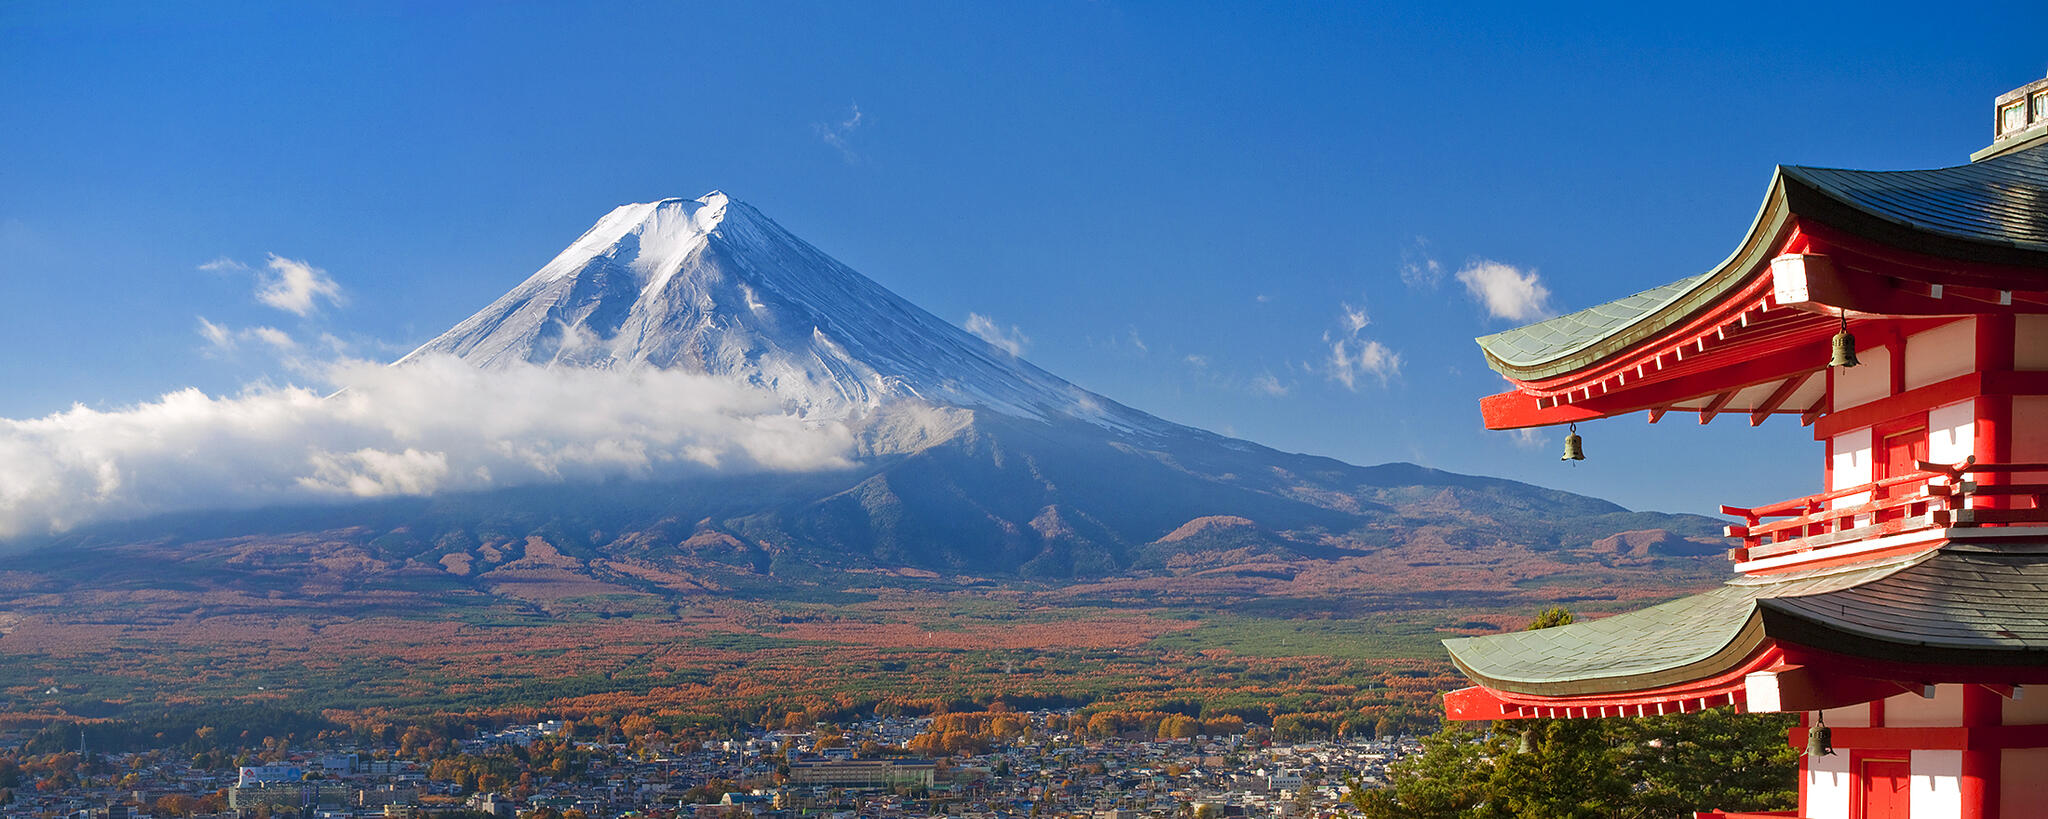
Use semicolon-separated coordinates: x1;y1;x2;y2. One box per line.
1444;555;1920;697
1475;143;2048;381
1446;549;2048;697
1474;274;1708;370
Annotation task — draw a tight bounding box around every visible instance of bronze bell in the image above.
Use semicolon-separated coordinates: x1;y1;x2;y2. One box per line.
1560;424;1585;462
1807;722;1834;758
1830;315;1859;369
1517;729;1535;754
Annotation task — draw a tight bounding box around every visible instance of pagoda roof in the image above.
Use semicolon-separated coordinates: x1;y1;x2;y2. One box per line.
1443;548;2048;698
1478;143;2048;382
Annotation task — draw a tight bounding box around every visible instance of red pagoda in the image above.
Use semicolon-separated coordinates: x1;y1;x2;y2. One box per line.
1441;74;2048;819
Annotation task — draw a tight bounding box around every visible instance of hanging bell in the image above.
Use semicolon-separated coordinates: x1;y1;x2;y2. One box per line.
1830;316;1859;369
1516;729;1535;754
1560;425;1585;462
1806;722;1834;758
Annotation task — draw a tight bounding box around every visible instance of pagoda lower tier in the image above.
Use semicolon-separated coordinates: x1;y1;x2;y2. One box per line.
1442;540;2048;818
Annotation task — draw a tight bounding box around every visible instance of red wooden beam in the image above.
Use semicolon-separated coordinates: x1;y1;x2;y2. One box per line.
1482;343;1836;429
1811;371;2048;440
1776;643;2048;686
1788;724;2048;751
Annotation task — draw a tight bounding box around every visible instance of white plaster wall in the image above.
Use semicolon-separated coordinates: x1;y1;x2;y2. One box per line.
1905;319;1976;390
1909;749;1962;819
1836;344;1892;409
1888;684;1964;727
1832;428;1874;508
2002;748;2048;816
2016;314;2048;371
2014;396;2048;465
1926;401;1975;468
2004;687;2048;724
1806;749;1852;819
1822;702;1872;728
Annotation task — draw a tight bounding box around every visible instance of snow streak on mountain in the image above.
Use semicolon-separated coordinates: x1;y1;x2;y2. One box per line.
405;193;1159;435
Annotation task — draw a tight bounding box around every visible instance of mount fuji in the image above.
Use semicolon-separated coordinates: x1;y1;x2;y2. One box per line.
354;192;1718;577
403;193;1153;437
17;192;1727;588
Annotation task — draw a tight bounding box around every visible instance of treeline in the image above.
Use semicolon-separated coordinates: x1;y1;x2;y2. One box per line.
20;706;337;755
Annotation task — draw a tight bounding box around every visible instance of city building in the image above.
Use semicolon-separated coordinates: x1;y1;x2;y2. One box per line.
1440;73;2048;819
785;759;938;789
234;766;303;788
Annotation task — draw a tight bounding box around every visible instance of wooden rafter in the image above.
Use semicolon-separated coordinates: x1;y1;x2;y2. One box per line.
1648;407;1669;424
1698;389;1739;425
1749;373;1812;426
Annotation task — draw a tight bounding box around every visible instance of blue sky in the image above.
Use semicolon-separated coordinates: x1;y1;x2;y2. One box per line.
2;2;2044;518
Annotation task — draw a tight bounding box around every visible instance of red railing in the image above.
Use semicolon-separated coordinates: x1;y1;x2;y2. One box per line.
1721;458;2048;563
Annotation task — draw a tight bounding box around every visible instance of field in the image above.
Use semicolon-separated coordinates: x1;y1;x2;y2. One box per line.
0;522;1727;734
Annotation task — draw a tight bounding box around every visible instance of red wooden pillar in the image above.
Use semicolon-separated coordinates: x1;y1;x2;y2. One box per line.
1976;315;2016;512
1795;712;1810;818
1962;685;2002;819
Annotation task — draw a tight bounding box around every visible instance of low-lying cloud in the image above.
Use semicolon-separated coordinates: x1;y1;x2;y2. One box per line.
0;355;857;539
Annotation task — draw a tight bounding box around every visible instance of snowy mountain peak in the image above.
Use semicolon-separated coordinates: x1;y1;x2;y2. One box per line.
404;193;1167;435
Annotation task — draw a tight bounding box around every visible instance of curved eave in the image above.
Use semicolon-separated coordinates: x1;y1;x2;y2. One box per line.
1447;608;1770;698
1476;175;1796;382
1443;554;1924;698
1478;145;2048;383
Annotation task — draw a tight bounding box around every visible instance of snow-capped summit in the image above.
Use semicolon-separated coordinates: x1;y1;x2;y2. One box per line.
404;192;1160;432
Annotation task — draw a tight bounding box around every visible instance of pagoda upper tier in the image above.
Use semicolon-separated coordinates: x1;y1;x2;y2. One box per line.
1475;143;2048;432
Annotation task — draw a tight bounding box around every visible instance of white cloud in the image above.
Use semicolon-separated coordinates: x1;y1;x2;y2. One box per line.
1252;374;1290;396
1184;354;1209;369
1339;303;1369;335
964;312;1029;356
198;257;250;274
1509;427;1549;451
247;326;298;350
1322;298;1401;390
255;254;345;316
1400;237;1443;290
0;355;859;538
196;318;298;354
1326;337;1401;390
1456;259;1552;321
816;103;865;162
197;316;235;350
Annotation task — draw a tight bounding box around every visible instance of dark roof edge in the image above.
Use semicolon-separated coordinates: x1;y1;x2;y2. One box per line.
1777;167;2048;267
1756;604;2048;668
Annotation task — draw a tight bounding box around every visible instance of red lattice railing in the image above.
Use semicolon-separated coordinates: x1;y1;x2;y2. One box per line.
1721;458;2048;563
